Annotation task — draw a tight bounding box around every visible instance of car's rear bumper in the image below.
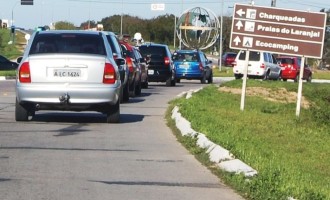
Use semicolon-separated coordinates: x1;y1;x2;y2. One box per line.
176;71;202;79
16;83;120;107
281;70;297;79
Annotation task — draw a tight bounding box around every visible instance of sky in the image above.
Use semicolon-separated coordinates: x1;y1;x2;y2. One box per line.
1;0;330;29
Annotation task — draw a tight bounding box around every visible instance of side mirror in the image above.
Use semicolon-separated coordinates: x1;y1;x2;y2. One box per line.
115;58;126;67
17;57;23;64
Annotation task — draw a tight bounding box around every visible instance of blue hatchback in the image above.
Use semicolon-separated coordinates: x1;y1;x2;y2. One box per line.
172;50;213;84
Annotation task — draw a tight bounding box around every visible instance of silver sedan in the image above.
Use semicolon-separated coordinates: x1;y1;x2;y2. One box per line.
15;30;124;123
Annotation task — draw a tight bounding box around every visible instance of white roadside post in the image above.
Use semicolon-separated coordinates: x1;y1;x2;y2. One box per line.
240;50;249;111
296;56;305;117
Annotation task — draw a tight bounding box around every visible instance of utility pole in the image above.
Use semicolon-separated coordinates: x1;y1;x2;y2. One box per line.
271;0;276;7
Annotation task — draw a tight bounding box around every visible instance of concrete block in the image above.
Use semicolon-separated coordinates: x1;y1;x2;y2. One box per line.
218;159;258;177
208;145;233;163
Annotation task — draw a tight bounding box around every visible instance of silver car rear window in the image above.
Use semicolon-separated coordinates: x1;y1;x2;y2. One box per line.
29;33;106;55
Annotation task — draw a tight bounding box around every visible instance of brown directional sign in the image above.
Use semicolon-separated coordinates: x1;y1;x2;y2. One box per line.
230;3;327;58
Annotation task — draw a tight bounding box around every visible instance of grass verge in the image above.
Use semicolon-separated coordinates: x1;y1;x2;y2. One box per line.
167;80;330;200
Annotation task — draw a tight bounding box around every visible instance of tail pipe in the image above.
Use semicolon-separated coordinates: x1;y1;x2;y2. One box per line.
59;93;70;104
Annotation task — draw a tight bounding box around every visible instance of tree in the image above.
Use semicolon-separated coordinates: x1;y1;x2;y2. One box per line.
55;21;76;30
80;20;97;30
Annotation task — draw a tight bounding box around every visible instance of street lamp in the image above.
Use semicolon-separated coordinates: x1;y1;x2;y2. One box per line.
11;1;19;27
11;1;19;44
120;0;123;35
218;0;224;71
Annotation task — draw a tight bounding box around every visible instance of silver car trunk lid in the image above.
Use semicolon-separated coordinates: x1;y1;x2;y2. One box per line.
27;54;107;84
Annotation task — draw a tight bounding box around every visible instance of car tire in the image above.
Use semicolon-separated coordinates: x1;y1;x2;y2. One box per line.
176;79;181;83
135;80;142;96
283;79;287;82
294;75;299;82
166;77;172;86
263;71;270;81
123;83;130;102
208;74;213;84
306;74;312;83
201;73;206;84
129;80;136;97
171;79;176;86
106;101;120;123
15;99;29;121
234;74;242;79
142;81;148;89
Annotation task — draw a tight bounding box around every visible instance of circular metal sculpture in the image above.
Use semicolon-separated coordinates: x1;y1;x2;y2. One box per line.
176;7;220;50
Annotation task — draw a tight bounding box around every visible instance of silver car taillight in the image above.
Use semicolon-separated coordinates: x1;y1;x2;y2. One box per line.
19;62;31;83
103;63;116;84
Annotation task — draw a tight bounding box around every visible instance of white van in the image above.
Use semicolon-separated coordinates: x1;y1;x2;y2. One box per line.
233;50;281;80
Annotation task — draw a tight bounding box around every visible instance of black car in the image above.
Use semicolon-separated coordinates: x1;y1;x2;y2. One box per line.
139;43;176;86
0;55;18;70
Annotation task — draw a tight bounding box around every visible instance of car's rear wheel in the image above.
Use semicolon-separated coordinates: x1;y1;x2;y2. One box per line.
282;79;287;82
166;77;172;86
234;74;242;79
208;74;213;84
142;81;148;89
263;71;270;80
15;99;29;121
129;80;136;97
122;82;130;102
306;74;312;83
201;73;206;84
106;101;120;123
176;78;181;83
294;74;299;82
135;80;142;96
171;79;176;86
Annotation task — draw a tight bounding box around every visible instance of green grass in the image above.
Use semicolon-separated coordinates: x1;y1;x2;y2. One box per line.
313;70;330;80
212;66;234;77
167;80;330;200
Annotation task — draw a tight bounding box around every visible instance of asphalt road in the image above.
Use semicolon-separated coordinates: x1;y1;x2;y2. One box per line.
0;79;244;200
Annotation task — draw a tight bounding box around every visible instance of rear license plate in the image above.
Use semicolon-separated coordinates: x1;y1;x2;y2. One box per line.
53;69;81;77
179;64;189;68
148;69;154;75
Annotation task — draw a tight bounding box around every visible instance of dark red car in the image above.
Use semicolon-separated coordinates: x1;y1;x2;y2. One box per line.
277;56;312;82
120;40;143;96
221;52;237;67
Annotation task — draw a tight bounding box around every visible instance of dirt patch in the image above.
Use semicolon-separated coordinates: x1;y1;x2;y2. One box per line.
218;86;311;109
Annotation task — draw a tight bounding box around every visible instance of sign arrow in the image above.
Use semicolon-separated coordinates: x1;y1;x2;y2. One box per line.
233;36;241;45
235;21;243;30
236;9;246;17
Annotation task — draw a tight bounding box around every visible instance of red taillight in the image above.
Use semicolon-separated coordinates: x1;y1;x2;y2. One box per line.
164;57;170;65
103;63;116;84
260;63;265;68
19;62;31;83
126;57;134;73
199;62;204;71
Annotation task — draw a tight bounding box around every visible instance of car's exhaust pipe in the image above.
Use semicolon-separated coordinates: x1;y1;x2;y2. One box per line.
59;93;70;104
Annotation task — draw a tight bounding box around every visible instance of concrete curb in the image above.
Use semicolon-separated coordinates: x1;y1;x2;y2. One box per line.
172;89;258;177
